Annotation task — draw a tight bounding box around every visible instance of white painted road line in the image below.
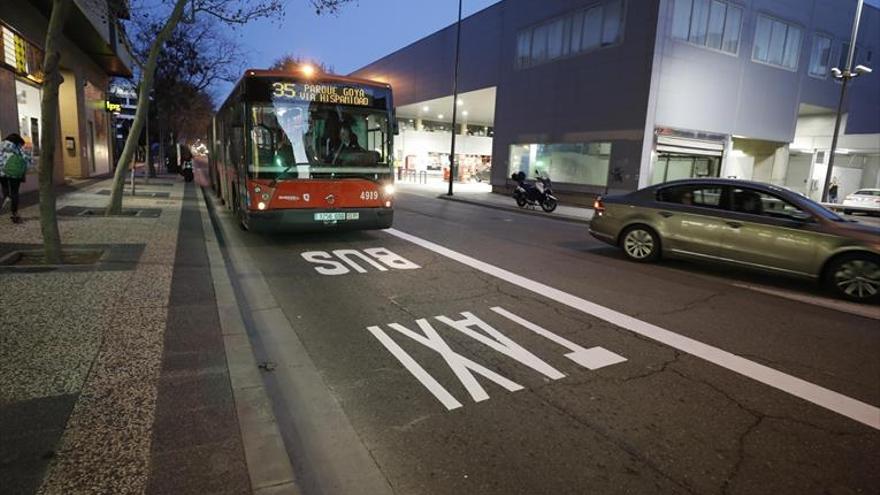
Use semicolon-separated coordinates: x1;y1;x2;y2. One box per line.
386;228;880;430
731;282;880;321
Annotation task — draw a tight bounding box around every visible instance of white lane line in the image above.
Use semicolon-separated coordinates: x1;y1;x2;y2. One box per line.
731;282;880;321
385;228;880;430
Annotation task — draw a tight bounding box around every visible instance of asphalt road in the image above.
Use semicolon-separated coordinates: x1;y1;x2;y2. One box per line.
206;181;879;495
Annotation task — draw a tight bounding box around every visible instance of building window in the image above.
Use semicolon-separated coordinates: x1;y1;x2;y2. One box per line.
1;24;44;82
515;0;625;69
671;0;742;54
808;34;832;77
752;14;802;70
509;142;612;186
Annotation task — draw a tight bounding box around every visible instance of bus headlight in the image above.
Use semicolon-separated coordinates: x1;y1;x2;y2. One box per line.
383;184;395;195
261;193;270;200
257;201;267;210
254;186;262;193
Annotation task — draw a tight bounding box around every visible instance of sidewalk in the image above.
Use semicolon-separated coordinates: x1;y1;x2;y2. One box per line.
0;175;290;494
396;182;595;222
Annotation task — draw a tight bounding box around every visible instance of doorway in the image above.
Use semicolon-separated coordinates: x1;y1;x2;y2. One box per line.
652;153;721;184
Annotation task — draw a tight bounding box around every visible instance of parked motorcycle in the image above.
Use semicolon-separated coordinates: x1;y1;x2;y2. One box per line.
511;171;558;212
182;159;194;182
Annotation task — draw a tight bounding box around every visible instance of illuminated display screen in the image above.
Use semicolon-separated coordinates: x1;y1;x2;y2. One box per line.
271;82;373;107
245;76;391;111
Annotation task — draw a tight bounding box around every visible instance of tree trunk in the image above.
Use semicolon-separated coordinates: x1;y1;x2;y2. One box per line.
38;0;73;264
106;0;189;214
158;112;166;175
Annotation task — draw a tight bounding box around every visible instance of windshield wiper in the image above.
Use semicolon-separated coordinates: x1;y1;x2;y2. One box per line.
269;163;309;187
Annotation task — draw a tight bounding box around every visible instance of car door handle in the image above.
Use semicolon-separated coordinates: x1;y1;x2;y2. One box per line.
726;221;742;229
658;211;674;218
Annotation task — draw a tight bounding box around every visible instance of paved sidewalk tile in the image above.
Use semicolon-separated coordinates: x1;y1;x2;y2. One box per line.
145;183;250;495
1;174;279;494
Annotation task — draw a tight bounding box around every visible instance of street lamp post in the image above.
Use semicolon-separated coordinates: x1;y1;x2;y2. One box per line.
447;0;463;196
822;0;871;203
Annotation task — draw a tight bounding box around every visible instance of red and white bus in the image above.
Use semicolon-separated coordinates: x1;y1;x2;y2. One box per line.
207;68;396;232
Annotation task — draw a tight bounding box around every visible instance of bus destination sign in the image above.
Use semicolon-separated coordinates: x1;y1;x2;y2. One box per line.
271;82;372;107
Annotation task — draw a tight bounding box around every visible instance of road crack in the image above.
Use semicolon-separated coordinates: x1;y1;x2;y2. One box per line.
633;292;724;319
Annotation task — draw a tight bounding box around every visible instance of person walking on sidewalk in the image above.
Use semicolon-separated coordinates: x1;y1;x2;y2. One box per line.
0;133;30;223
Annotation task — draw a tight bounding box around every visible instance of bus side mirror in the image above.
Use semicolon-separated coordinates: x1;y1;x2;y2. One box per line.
392;109;399;135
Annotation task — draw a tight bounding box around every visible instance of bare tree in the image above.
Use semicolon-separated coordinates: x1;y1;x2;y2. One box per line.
131;16;244;175
270;54;335;74
37;0;73;264
106;0;354;214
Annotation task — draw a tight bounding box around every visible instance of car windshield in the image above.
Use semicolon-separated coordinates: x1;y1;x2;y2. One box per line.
249;101;390;179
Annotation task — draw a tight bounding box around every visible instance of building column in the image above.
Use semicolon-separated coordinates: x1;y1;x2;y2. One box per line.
0;69;19;137
415;118;423;131
719;135;734;178
58;69;83;178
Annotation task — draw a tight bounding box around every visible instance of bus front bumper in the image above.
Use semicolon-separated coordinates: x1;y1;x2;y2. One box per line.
245;207;394;232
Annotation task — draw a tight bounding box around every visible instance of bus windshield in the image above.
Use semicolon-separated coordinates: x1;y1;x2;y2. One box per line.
249;101;391;179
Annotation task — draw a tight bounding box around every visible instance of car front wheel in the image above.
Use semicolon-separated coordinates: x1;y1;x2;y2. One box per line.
620;225;660;262
826;253;880;303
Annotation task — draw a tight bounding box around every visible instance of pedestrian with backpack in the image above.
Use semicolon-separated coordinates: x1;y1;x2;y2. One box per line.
0;133;31;224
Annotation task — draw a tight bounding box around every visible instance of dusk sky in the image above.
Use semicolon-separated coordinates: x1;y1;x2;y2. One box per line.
214;0;501;96
214;0;880;98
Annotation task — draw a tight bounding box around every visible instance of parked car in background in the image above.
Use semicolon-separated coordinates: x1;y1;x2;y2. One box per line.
589;179;880;303
842;188;880;215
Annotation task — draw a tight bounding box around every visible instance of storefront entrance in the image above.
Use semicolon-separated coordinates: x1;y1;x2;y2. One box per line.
652;153;721;183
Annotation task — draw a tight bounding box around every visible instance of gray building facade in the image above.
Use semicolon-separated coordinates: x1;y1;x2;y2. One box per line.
351;0;880;203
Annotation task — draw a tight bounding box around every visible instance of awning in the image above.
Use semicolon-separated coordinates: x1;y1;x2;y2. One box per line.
656;136;725;157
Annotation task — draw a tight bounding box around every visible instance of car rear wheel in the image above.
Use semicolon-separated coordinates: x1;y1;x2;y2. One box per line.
825;253;880;303
620;225;660;262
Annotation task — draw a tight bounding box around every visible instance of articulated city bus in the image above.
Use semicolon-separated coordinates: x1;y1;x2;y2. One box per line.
207;68;396;231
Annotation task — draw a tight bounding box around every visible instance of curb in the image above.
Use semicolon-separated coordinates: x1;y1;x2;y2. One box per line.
196;186;300;495
435;194;592;224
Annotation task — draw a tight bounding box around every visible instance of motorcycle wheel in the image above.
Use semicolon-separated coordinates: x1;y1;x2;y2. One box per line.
541;197;558;212
515;195;527;207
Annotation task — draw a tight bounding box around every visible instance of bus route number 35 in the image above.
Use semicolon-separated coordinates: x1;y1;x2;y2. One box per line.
360;190;379;201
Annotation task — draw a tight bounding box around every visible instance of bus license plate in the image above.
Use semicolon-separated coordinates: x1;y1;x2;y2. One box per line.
314;212;359;221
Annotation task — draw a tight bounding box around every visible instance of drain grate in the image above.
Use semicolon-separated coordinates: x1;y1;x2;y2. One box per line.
95;189;171;198
57;206;162;218
0;249;105;266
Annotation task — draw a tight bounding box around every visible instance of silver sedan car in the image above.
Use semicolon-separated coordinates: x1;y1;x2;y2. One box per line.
589;179;880;303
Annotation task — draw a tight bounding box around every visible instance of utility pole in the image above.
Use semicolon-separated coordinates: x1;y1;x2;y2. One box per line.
822;0;870;203
447;0;463;196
